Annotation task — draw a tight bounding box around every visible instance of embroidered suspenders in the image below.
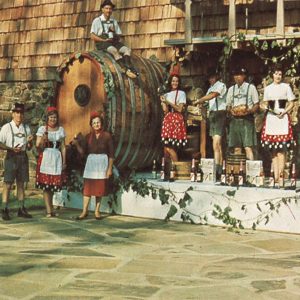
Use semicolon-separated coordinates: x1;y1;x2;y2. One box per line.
9;123;28;149
232;83;251;107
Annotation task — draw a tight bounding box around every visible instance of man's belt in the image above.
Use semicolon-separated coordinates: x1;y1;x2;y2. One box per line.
6;150;26;157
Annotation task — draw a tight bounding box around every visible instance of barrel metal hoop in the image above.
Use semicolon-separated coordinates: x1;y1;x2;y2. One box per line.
127;55;146;168
99;51;127;159
139;58;163;165
118;76;136;167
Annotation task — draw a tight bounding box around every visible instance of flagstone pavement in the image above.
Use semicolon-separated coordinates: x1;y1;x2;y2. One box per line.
1;206;300;299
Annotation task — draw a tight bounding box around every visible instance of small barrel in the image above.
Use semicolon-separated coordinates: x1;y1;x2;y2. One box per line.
174;161;191;180
226;153;247;175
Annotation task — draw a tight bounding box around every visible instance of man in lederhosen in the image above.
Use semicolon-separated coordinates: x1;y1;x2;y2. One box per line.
195;69;227;178
90;0;139;79
226;67;259;160
0;103;33;221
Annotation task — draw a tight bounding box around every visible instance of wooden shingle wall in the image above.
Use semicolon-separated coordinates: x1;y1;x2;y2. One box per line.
192;0;300;37
0;0;185;82
1;0;300;82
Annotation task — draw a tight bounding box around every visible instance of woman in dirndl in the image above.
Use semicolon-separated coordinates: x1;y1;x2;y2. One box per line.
261;65;296;182
160;74;187;161
73;112;114;220
36;107;66;217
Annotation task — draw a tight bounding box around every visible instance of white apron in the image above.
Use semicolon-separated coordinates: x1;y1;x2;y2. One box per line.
83;154;108;179
40;148;62;175
265;110;289;136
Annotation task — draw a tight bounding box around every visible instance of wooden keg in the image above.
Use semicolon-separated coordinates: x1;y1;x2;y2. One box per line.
56;51;164;170
174;161;191;180
226;153;247;175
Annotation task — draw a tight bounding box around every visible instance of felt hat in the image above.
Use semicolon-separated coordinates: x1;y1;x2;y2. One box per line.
100;0;115;9
232;67;247;75
207;67;219;78
11;102;25;113
47;106;57;113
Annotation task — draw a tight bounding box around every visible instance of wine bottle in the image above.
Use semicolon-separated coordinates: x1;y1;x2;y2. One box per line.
160;157;166;181
169;160;176;182
290;163;296;189
196;161;203;182
238;161;244;186
190;158;196;182
257;167;265;187
220;160;226;185
279;171;284;188
152;159;157;179
228;166;234;186
269;164;275;188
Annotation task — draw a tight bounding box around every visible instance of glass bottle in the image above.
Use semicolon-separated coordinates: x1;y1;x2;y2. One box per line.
190;158;196;182
228;166;234;186
279;171;284;188
152;159;157;179
196;161;203;182
160;157;165;181
238;161;244;186
269;164;275;188
169;160;176;182
290;163;296;189
220;160;226;185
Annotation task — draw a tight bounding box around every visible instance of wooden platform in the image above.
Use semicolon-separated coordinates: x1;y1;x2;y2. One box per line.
55;175;300;235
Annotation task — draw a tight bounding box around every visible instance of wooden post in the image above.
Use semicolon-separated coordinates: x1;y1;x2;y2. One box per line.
276;0;285;37
185;0;193;51
228;0;236;38
200;107;206;159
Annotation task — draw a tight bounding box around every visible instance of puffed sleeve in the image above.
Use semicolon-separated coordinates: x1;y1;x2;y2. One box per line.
177;90;186;104
36;126;46;137
287;84;296;101
60;127;66;139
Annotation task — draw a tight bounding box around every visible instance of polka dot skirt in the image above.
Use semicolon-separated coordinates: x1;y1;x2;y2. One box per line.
261;116;295;151
161;112;187;147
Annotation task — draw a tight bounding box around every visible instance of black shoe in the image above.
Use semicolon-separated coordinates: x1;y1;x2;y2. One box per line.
17;207;32;218
2;208;11;221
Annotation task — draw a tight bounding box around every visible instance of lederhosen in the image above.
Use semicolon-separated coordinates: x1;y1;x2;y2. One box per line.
95;19;124;51
228;83;257;147
4;124;29;183
208;95;227;137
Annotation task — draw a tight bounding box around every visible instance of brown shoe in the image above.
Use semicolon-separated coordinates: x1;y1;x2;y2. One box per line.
2;208;11;221
17;207;32;218
126;69;137;79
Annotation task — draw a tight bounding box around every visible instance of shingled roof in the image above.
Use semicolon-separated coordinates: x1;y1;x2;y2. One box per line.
0;0;185;82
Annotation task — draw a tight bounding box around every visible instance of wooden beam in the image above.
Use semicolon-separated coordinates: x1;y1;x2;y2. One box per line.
276;0;285;37
185;0;193;50
228;0;236;38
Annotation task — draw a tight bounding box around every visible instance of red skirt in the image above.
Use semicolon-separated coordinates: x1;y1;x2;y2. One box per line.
83;179;107;197
161;112;187;146
36;153;66;192
261;115;295;151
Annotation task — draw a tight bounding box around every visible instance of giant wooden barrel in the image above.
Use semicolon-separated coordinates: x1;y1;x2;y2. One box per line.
56;50;164;170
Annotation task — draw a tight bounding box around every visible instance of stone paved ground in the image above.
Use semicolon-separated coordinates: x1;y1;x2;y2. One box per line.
1;206;300;299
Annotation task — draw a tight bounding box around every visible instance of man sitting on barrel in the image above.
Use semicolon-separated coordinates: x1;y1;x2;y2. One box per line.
90;0;139;79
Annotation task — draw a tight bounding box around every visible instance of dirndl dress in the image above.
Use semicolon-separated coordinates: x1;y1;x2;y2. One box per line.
83;154;108;197
161;89;187;147
261;110;295;151
36;126;66;192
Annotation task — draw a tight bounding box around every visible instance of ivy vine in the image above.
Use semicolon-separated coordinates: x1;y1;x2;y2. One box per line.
219;33;300;88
